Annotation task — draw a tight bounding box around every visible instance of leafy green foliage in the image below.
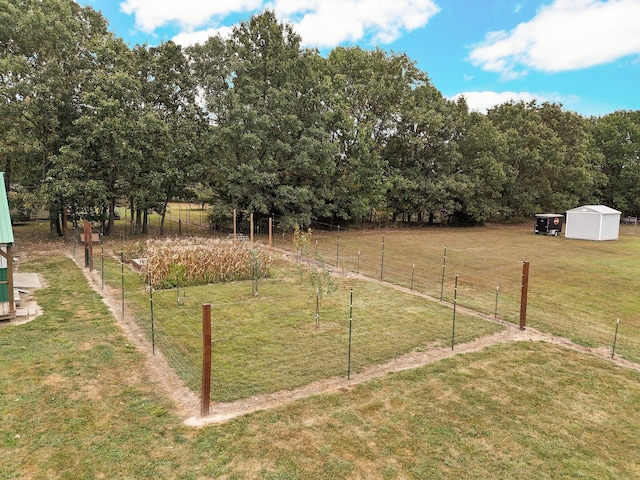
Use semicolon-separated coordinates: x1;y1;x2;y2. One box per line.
594;110;640;215
2;4;640;234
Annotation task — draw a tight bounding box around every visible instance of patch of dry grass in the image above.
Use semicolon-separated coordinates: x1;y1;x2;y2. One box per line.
143;238;272;288
276;224;640;361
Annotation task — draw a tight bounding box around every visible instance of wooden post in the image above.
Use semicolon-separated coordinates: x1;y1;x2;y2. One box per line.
268;217;273;248
201;303;212;416
520;261;529;330
233;209;237;241
62;208;67;242
83;220;93;271
250;213;254;242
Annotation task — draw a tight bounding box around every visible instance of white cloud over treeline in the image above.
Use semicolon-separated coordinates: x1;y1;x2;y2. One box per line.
468;0;640;79
119;0;440;47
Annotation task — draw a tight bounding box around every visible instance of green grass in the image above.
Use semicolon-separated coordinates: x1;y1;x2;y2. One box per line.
273;224;640;361
0;254;195;479
3;222;640;478
2;257;640;478
216;341;640;479
95;253;501;401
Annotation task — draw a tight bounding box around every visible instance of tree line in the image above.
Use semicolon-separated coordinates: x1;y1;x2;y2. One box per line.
2;0;639;236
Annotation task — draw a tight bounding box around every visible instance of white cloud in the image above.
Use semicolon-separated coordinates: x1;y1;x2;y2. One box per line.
451;91;552;113
120;0;262;32
270;0;440;47
119;0;440;48
468;0;640;78
172;27;233;47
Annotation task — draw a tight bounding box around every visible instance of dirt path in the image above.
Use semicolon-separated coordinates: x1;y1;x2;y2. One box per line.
71;248;640;427
183;323;640;427
71;253;201;419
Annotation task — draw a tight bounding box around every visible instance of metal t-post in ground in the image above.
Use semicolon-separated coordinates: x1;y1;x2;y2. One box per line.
347;289;353;380
520;261;530;330
451;274;458;350
201;303;212;416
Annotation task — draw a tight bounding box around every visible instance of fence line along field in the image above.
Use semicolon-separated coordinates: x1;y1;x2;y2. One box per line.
271;223;640;362
82;222;640;406
91;237;503;402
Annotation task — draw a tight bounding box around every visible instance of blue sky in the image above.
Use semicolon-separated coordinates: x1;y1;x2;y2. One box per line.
78;0;640;117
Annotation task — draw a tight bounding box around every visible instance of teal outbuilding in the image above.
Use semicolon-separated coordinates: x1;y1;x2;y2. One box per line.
0;173;15;318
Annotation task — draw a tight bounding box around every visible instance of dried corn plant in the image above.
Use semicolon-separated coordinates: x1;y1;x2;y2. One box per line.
142;238;272;289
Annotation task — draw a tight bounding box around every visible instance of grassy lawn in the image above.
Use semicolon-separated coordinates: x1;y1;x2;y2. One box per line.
4;222;640;478
2;253;640;478
96;253;501;401
1;254;194;479
272;224;640;361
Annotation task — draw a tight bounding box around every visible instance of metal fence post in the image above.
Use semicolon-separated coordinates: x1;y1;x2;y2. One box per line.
452;274;458;350
440;247;447;301
612;318;620;358
121;252;125;319
150;286;155;355
380;235;385;282
520;261;530;330
201;303;212;416
347;289;353;380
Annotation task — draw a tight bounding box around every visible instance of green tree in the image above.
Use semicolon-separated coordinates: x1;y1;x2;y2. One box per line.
326;47;427;223
66;37;142;235
593;111;640;214
0;0;111;235
383;81;468;224
134;42;207;235
452;103;509;223
487;101;601;218
193;11;336;230
537;102;604;210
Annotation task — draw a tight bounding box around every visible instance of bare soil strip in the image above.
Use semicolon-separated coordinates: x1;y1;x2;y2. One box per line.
71;249;640;427
73;254;201;418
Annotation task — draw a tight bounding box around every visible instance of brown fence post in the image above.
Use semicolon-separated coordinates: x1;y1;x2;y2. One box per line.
250;212;254;242
62;207;68;241
519;261;530;330
201;303;212;416
233;209;237;241
83;220;94;271
268;217;273;248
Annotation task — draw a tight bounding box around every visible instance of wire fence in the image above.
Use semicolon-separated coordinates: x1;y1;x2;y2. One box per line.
272;225;526;325
268;222;640;364
66;217;640;407
112;204;212;240
143;276;502;403
69;232;504;403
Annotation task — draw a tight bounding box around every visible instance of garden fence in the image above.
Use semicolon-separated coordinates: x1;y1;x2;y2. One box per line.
66;218;640;409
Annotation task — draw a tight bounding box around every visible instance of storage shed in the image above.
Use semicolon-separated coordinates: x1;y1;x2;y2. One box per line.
0;173;15;319
565;205;621;241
